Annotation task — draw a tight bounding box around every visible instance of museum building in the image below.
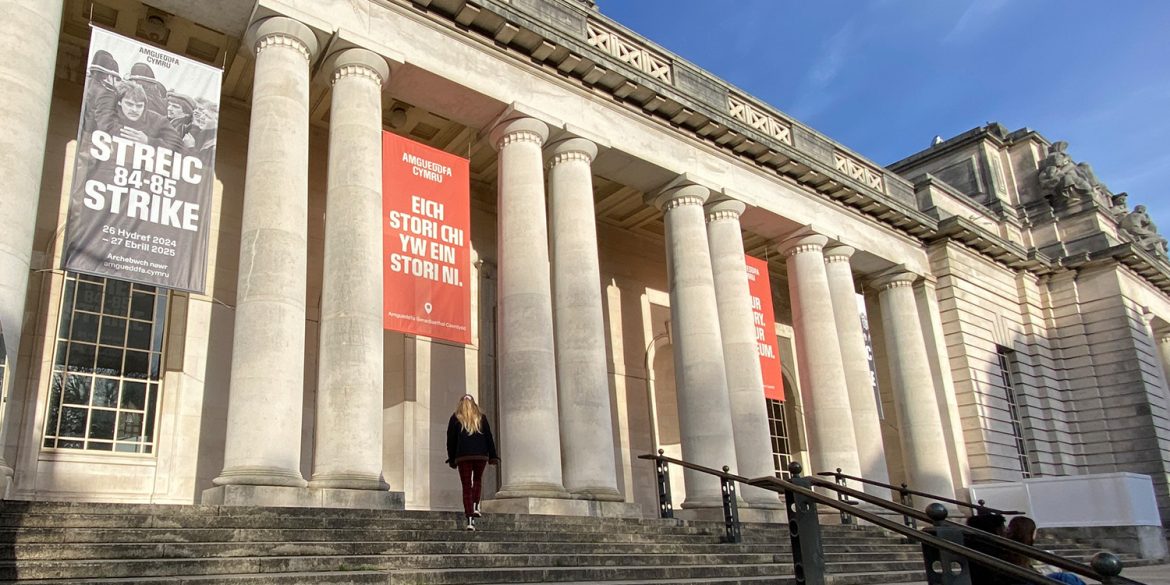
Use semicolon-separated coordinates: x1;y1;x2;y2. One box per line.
2;0;1170;528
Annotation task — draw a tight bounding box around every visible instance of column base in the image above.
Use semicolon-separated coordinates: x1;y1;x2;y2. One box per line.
495;482;571;499
675;505;787;524
201;484;404;510
568;486;625;502
481;496;644;518
0;470;12;500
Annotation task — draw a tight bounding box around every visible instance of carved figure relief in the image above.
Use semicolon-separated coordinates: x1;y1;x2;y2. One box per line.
1037;141;1107;204
1119;205;1169;257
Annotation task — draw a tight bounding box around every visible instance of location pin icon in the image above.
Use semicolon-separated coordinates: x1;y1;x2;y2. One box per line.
424;302;433;314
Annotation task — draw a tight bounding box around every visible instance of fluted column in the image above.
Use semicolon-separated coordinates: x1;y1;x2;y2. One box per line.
647;184;738;508
213;17;319;489
0;0;63;492
776;234;862;478
705;199;780;508
490;117;568;498
547;137;621;500
823;246;889;495
872;271;955;500
309;49;389;491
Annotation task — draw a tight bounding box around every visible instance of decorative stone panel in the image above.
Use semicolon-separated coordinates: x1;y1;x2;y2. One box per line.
728;93;792;145
834;151;885;192
586;19;672;84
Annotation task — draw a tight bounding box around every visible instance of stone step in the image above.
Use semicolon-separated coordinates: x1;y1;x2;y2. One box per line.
383;563;791;584
825;570;928;585
1;540;787;560
0;571;388;585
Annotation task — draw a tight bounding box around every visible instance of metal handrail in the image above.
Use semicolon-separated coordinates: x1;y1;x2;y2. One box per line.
804;475;1123;582
814;467;1020;516
640;451;1137;585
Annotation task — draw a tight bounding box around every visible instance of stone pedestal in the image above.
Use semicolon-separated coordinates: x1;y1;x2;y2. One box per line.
202;485;404;510
481;496;643;518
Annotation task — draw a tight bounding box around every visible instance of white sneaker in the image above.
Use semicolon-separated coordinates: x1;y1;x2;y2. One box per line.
472;503;482;517
465;517;476;531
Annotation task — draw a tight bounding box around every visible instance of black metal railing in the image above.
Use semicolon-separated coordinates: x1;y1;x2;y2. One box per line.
815;467;1020;529
639;450;1138;585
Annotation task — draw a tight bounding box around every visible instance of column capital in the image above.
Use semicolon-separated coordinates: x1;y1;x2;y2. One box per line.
324;47;389;86
546;137;597;167
823;245;855;264
646;183;709;211
704;198;745;223
869;270;919;291
245;16;319;62
489;116;549;151
776;233;828;257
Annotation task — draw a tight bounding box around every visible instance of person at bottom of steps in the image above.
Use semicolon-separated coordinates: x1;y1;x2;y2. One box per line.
446;394;499;531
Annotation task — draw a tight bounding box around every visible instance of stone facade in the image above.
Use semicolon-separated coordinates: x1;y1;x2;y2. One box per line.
0;0;1168;527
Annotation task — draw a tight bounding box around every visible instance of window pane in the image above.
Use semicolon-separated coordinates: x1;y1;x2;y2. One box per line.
99;316;127;346
103;280;131;316
72;312;99;343
126;320;152;350
63;374;91;405
59;407;88;437
96;347;123;376
145;384;157;437
58;440;83;449
92;377;119;407
47;375;64;432
88;441;113;451
124;350;149;379
130;292;155;320
88;410;116;440
75;281;103;312
54;341;68;367
117;411;143;441
150;353;161;379
121;382;146;410
67;343;96;373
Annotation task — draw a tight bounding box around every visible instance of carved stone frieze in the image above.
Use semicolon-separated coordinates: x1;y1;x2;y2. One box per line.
834;152;884;192
728;94;791;145
585;20;672;84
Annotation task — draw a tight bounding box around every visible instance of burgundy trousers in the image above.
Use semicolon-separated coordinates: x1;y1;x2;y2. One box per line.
457;459;487;516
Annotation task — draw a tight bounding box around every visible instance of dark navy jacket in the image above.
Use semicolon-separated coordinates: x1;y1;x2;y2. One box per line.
446;414;499;465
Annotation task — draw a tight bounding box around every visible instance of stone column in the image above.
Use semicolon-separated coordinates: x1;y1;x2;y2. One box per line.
1157;333;1170;401
547;137;621;500
309;49;389;494
705;199;779;508
872;271;956;501
210;17;319;495
0;0;62;496
823;246;889;494
776;234;862;478
490;117;567;499
647;184;738;508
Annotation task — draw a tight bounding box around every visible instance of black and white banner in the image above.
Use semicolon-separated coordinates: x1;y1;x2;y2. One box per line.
63;27;221;293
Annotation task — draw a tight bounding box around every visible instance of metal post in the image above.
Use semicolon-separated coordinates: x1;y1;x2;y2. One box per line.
786;462;826;585
720;465;742;543
899;483;917;529
920;503;972;585
654;449;673;519
833;467;853;526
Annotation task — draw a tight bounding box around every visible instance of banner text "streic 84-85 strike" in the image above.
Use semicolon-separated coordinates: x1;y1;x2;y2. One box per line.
383;133;471;345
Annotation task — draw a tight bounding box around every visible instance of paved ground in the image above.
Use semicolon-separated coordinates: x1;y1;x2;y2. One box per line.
1116;563;1170;584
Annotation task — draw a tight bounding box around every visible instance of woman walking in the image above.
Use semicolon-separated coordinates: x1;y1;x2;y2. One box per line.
446;394;499;530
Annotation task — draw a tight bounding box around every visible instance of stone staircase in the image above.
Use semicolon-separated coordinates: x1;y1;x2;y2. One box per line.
0;500;931;584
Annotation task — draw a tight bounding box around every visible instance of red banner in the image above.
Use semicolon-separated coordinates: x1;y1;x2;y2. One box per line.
382;132;471;344
746;255;784;401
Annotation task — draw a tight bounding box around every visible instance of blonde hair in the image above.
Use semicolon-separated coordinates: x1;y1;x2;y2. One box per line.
455;395;483;434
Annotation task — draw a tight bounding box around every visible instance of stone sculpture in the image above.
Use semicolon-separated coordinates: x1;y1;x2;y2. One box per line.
1037;141;1108;204
1119;205;1169;257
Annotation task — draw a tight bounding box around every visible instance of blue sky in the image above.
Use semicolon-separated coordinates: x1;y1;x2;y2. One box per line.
598;0;1170;237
